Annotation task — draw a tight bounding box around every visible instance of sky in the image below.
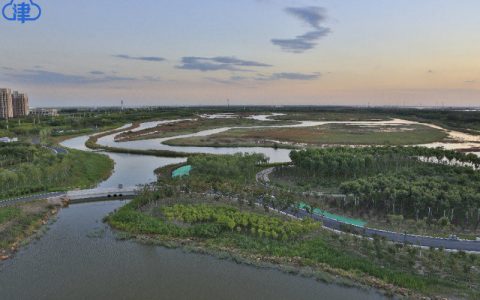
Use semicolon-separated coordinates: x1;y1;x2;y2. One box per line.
0;0;479;107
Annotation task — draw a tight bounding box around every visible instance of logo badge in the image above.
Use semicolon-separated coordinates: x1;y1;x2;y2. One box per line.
2;0;41;23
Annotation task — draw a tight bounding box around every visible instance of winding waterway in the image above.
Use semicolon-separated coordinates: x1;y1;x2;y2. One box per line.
2;115;479;299
0;119;390;300
96;117;480;164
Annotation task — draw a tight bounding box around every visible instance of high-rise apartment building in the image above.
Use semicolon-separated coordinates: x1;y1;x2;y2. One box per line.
0;88;30;119
0;88;13;119
12;91;29;117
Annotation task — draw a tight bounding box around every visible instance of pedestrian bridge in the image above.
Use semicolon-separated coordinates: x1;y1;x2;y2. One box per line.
66;187;138;203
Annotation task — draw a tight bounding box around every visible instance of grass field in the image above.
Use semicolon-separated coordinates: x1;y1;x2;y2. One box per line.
165;123;448;148
115;116;296;142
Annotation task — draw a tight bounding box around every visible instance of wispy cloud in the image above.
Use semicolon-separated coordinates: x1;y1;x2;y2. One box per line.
177;56;272;72
272;7;331;53
206;72;320;84
113;54;166;62
256;72;321;81
2;69;138;85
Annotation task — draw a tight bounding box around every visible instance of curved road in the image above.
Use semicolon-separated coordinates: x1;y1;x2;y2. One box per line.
257;167;480;252
3;166;479;251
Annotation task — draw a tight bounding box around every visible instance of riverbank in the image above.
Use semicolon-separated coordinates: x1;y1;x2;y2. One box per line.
85;122;200;158
0;200;65;261
106;192;479;299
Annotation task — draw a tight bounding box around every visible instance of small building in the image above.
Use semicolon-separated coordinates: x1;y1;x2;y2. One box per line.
30;108;59;117
0;137;17;143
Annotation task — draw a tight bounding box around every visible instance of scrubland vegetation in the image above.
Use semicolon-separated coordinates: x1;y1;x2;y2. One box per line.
166;123;447;148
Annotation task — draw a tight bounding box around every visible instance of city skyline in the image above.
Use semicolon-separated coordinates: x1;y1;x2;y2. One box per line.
1;0;480;107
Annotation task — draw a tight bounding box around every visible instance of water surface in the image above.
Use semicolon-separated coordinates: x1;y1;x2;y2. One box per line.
0;201;386;300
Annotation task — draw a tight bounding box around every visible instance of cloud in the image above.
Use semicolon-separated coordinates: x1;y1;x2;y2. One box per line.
2;69;138;85
206;72;320;84
285;7;327;29
90;70;105;75
272;6;331;53
177;56;271;72
464;80;476;84
272;29;330;53
256;72;321;81
113;54;165;62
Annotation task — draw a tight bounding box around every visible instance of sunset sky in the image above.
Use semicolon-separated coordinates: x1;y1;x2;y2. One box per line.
1;0;479;107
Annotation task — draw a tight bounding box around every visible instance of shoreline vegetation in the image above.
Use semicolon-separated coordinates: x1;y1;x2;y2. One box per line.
0;143;114;260
84;122;197;158
106;152;480;299
0;199;66;261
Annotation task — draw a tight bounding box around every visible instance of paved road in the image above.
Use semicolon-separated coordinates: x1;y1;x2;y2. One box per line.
257;168;480;252
0;192;66;207
256;167;275;183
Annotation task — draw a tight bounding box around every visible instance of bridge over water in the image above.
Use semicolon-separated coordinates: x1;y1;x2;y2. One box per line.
67;187;138;203
0;187;139;207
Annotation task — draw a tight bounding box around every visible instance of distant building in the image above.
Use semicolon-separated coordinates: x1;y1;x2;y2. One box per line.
0;137;18;143
30;108;59;117
12;91;29;117
1;88;30;119
0;88;13;119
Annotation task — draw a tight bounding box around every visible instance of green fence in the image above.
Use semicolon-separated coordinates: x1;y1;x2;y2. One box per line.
299;203;367;227
172;165;192;178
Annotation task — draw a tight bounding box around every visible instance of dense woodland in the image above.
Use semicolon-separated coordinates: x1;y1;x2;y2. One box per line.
187;153;268;185
0;143;112;198
290;147;480;227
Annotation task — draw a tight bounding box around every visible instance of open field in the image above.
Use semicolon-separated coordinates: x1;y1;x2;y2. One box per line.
114;116;296;141
164;123;448;148
267;108;480;134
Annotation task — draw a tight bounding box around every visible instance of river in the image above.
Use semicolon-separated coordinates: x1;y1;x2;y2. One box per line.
0;121;389;299
95;117;480;163
3;115;479;299
0;200;384;300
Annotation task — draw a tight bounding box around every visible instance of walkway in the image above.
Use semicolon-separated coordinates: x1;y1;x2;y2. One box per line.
0;187;138;207
256;167;480;252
